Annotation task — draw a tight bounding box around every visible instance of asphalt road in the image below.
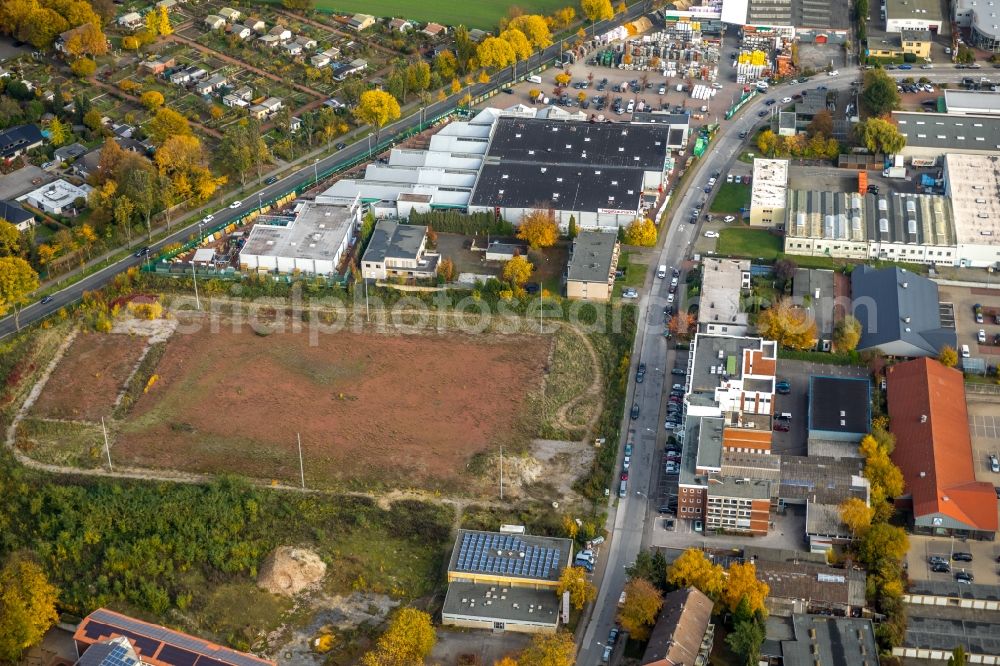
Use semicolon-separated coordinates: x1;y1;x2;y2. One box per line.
0;3;652;339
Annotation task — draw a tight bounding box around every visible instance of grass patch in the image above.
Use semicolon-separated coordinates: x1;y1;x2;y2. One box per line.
271;0;569;29
323;529;447;598
612;251;649;297
14;417;105;468
537;326;601;439
710;183;751;213
778;348;863;365
717;228;782;259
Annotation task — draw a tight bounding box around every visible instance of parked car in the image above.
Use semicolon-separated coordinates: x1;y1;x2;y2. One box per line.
931;563;951;573
602;645;612;662
980;329;988;343
781;96;792;104
776;380;791;394
672;368;686;376
956;571;974;583
929;555;948;565
962;344;971;358
991;454;1000;473
764;98;776;106
630;403;640;419
975;304;984;323
608;627;619;646
704;231;719;238
723;215;736;223
694;520;703;532
622;287;638;299
953;552;974;562
758;110;769;117
774;422;790;432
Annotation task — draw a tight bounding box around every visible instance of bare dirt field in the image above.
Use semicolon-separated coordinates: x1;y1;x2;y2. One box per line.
113;328;551;490
30;333;147;421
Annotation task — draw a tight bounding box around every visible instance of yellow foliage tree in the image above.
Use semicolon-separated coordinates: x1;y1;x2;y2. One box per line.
839;497;874;536
478;70;490;83
556;565;596;610
561;515;579;540
139;90;164;111
122;35;140;49
507;14;552;49
70;57;96;78
666;548;724;600
353;89;401;143
450;78;462;94
500;27;532;61
495;658;519;666
864;449;905;498
623;218;657;246
938;345;958;368
476;36;516;70
554;71;572;86
63;22;107;57
617;578;663;640
615;1;627;15
0;257;40;330
720;562;769;616
148;107;191;144
757;299;818;350
517;210;559;249
503;254;534;287
581;0;614;25
157;6;172;35
519;632;575;666
0;555;59;662
360;608;436;666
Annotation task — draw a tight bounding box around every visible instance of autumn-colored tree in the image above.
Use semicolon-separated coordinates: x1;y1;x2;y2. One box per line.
519;632;575;666
581;0;614;29
73;223;97;260
140;90;165;111
833;315;862;352
618;578;663;640
721;562;769;616
552;6;576;28
508;15;552;49
70;57;97;78
48;117;67;147
858;522;909;568
0;256;40;330
63;22;107;57
437;257;456;282
495;657;519;666
758;299;817;350
668;311;696;340
147;107;191;144
756;129;778;156
554;71;572;86
500;27;532;61
623;218;657;247
353;89;401;144
857;117;906;155
476;36;516;70
83;108;103;132
478;70;490;84
517;210;558;249
360;608;436;666
839;497;874;537
0;219;22;257
863;449;905;499
157;6;172;35
557;565;596;610
434;51;457;80
503;254;535;287
0;555;59;662
666;548;724;600
938;345;958;368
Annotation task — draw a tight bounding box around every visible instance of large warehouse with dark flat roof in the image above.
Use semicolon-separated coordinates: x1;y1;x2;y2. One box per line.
467;117;670;231
808;376;871;441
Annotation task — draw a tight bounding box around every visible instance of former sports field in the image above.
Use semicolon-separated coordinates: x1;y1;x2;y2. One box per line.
110;327;550;490
303;0;568;30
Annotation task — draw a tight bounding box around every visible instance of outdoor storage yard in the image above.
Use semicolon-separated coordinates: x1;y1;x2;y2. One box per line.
14;316;597;493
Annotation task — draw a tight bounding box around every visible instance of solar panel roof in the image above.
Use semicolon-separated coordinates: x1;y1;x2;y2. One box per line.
447;530;573;582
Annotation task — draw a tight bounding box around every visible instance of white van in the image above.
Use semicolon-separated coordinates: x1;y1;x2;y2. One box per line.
962;344;971;358
657;265;667;279
626;99;635;113
527;75;542;84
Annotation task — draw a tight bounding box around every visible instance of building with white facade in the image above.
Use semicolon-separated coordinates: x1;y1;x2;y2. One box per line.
18;179;92;215
885;0;943;32
749;159;788;227
698;258;751;336
944;153;1000;267
955;0;1000;51
943;89;1000;115
359;220;439;280
239;199;359;275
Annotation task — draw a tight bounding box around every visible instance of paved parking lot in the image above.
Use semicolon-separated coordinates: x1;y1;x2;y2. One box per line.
772;359;871;456
969;413;1000;439
965;401;1000;488
939;286;1000;360
905;534;1000;586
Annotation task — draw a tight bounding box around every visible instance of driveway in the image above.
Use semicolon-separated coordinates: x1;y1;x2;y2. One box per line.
648;504;807;552
0;165;52;200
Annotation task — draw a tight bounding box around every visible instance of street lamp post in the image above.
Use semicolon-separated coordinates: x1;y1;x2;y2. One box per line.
313;158;319;187
257;191;263;213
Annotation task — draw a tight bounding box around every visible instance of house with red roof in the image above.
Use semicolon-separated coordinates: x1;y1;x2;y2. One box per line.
885;357;998;540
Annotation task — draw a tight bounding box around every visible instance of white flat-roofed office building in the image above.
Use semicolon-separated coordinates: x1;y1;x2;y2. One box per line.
944;89;1000;115
749;159;788;227
955;0;1000;51
944;153;1000;267
239;199;359;275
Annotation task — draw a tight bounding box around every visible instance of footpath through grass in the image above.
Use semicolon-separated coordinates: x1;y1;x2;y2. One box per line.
290;0;568;29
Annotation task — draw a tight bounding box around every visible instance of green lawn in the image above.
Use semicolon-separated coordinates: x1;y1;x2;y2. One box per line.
296;0;569;29
717;228;782;259
613;251;649;297
710;183;751;213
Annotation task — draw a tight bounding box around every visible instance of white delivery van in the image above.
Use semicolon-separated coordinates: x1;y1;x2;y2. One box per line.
657;265;667;279
527;75;542;84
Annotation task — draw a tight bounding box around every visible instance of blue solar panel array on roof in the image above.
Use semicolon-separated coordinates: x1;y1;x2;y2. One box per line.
454;532;561;579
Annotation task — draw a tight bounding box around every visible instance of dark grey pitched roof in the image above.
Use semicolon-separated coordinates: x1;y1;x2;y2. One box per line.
851;265;956;355
893;111;1000;152
0;124;43;159
0;199;34;226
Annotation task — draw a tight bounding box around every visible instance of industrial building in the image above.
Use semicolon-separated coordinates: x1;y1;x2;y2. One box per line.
360;220;438;281
697;258;751;336
943;89;1000;115
718;0;850;37
441;529;573;634
755;559;867;616
748;159;788;227
763;615;878;664
74;608;275;666
943;153;1000;267
239;199;359;275
884;0;944;31
467;116;672;231
778;455;870;551
565;231;620;302
893;110;1000;158
784;190;868;259
807;377;871;441
955;0;1000;51
791;268;837;349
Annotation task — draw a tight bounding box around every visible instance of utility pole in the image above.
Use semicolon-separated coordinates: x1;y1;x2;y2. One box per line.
101;417;113;472
192;262;200;310
364;278;370;321
499;442;504;500
297;432;305;489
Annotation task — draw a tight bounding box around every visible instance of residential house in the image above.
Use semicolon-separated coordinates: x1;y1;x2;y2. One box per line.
111;123;135;139
281;41;303;57
441;529;573;634
248;104;269;120
116;12;143;30
257;34;281;48
223;86;253;108
320;46;340;60
294;35;317;49
332;58;367;81
139;55;175;75
231;25;252;40
347;13;375;31
640;588;714;666
53;142;88;164
240;200;360;275
289;116;302;133
74;608;275;666
697;257;751;336
565;231;620;302
851;265;956;357
422;22;447;37
310;53;330;68
204;15;226;30
0;124;43;161
388;18;413;32
155;0;177;11
361;220;439;280
886;357;999;539
246;19;266;34
218;7;241;22
261;97;283;114
468;28;488;42
268;25;292;41
72;148;103;179
193;73;227;95
0;200;35;231
19;180;93;215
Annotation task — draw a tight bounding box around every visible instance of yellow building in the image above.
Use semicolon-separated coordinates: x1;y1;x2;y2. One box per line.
868;28;933;58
